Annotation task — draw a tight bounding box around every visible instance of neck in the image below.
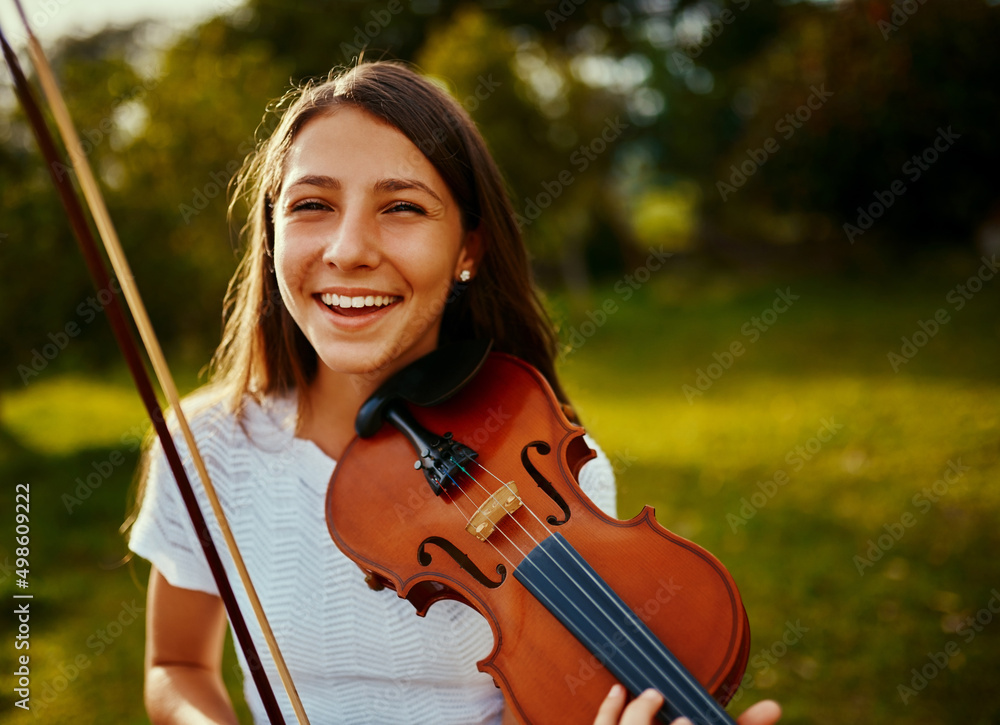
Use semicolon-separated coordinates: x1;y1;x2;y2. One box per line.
298;366;384;460
298;339;443;459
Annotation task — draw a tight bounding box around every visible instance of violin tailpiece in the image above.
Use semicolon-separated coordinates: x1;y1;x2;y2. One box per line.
384;404;478;495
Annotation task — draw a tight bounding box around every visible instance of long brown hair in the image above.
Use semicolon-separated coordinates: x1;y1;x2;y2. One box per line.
213;60;569;415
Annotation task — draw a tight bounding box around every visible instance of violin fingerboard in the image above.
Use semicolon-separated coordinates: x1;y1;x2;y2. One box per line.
513;533;737;725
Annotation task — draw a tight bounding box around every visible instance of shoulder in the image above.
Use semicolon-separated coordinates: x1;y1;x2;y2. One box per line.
578;433;618;518
161;387;299;463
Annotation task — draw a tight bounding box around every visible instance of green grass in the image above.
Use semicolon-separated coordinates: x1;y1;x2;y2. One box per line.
2;263;998;723
0;375;250;724
556;265;1000;724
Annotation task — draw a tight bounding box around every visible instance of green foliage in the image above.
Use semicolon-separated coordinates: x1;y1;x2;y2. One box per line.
706;0;1000;253
4;1;999;384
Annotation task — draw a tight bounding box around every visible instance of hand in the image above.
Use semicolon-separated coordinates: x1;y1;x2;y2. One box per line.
592;685;782;725
727;700;782;725
593;686;663;725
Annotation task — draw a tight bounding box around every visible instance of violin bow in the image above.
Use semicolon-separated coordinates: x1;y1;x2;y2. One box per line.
1;4;309;723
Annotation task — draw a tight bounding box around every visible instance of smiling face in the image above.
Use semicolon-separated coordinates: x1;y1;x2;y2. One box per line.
272;106;477;386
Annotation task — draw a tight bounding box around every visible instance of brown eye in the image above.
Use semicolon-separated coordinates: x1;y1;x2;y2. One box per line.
291;200;328;212
386;201;425;214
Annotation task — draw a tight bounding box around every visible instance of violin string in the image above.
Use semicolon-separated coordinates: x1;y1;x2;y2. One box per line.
430;438;722;717
468;459;555;535
456;460;548;547
446;458;583;577
513;555;710;720
425;456;667;695
443;458;635;641
438;462;653;678
543;533;715;714
444;456;569;567
445;454;718;718
436;461;604;605
439;470;528;566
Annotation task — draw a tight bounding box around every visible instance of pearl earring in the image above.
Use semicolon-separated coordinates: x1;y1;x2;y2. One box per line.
459;269;472;283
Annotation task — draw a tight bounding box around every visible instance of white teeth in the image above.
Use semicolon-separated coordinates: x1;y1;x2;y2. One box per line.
319;293;399;309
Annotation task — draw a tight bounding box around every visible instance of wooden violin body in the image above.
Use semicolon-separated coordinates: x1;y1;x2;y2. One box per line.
326;347;750;724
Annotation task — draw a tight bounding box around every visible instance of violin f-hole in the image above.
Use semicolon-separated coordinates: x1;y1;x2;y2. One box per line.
521;441;571;526
418;536;506;588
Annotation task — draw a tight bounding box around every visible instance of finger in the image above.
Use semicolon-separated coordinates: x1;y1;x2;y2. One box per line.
619;689;665;725
736;700;782;725
592;684;628;725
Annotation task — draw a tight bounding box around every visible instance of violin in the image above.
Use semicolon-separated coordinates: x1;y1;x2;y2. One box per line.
326;340;750;724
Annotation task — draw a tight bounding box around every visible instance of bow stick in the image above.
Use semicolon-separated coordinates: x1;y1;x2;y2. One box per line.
1;4;308;723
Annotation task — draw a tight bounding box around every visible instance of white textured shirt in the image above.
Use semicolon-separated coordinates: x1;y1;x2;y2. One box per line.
129;393;617;724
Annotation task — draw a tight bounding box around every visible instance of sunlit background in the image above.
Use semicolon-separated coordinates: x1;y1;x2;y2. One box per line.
1;1;998;723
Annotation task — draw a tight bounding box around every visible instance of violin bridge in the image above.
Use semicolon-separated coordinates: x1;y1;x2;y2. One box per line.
466;482;522;542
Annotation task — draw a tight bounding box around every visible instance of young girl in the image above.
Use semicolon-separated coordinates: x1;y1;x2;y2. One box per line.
128;60;780;725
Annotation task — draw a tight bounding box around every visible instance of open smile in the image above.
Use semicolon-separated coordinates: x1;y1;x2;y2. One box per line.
317;292;402;318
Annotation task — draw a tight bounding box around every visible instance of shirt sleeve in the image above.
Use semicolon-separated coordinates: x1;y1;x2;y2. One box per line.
128;440;220;596
578;434;618;519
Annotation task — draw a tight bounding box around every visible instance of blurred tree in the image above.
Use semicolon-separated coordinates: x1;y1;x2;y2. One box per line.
416;6;634;291
3;0;999;396
0;25;151;391
696;0;1000;264
114;17;292;359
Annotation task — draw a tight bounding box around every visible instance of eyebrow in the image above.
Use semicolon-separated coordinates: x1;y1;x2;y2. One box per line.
285;174;443;204
373;177;443;204
285;174;341;191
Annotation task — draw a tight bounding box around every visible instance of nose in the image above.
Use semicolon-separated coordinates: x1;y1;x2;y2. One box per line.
322;205;380;271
